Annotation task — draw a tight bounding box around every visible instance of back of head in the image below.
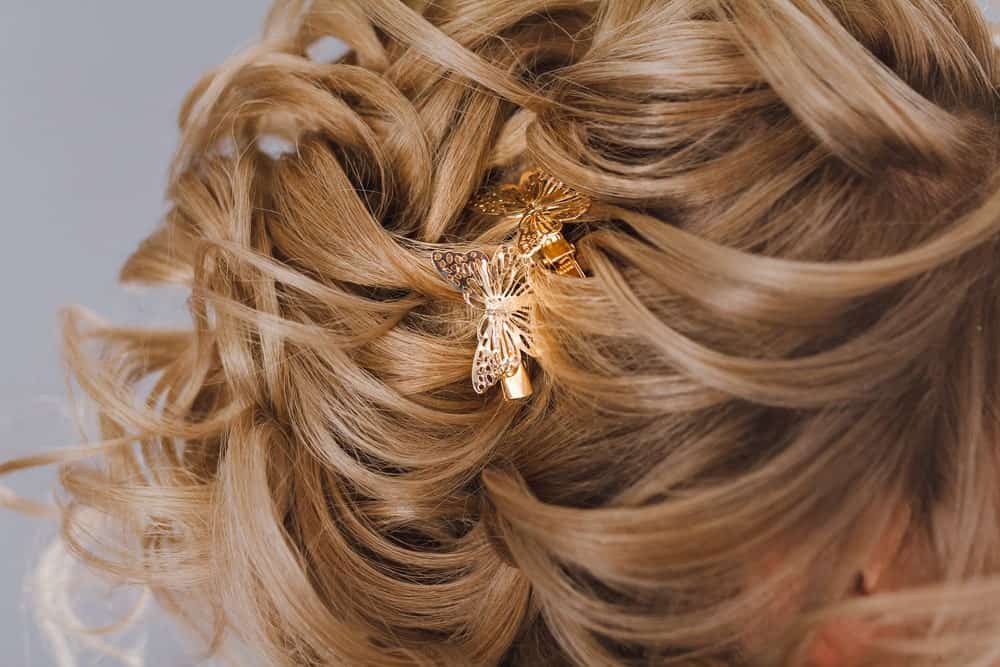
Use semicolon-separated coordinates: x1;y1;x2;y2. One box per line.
22;1;1000;665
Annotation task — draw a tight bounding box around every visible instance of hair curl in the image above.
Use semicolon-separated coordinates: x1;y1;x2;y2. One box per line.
6;1;1000;665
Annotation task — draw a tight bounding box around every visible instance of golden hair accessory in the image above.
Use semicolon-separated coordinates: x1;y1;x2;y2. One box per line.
472;169;592;277
433;246;535;400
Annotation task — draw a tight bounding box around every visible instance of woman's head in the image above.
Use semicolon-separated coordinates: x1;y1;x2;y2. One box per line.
11;1;1000;665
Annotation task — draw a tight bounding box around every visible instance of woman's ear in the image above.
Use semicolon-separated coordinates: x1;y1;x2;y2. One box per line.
806;504;914;667
859;503;912;595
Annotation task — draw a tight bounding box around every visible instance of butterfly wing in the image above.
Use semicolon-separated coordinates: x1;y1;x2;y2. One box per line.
433;249;489;295
472;315;506;394
473;313;529;395
488;246;528;298
521;170;592;225
518;170;548;201
490;246;535;355
543;187;591;224
471;184;528;217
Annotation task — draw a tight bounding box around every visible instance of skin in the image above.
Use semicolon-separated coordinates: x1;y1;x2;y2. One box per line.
806;505;913;666
745;505;915;665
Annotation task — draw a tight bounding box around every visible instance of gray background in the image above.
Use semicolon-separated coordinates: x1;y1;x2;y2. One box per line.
0;3;271;665
0;2;997;666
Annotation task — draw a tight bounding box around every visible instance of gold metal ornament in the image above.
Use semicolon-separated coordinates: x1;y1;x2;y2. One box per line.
472;169;592;278
433;246;535;400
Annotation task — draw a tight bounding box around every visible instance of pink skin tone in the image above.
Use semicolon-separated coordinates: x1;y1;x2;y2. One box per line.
807;617;879;666
749;506;913;666
806;506;912;666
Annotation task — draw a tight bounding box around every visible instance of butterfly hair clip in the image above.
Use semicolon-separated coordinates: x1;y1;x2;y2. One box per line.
472;169;592;277
433;246;535;400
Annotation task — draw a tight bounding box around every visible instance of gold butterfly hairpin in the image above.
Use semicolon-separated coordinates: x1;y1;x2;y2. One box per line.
472;169;592;277
434;169;590;400
433;246;535;400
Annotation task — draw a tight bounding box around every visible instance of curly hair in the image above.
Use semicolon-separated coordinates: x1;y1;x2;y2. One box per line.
6;1;1000;665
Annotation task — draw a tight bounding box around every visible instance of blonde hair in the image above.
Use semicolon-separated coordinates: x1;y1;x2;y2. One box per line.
6;1;1000;665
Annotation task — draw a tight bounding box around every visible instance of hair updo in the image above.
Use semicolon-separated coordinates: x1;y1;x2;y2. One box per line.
11;1;1000;665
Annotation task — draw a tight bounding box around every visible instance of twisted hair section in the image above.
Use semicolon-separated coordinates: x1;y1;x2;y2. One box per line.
6;1;1000;665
